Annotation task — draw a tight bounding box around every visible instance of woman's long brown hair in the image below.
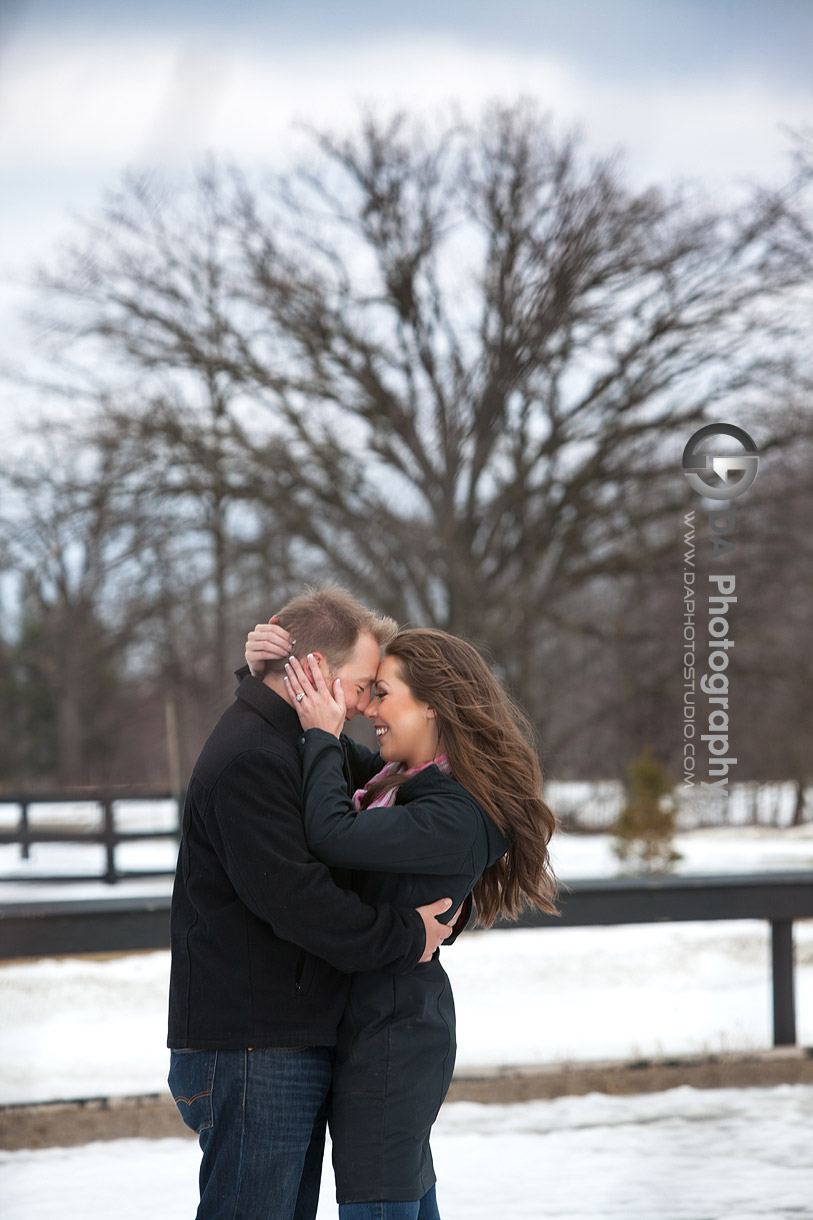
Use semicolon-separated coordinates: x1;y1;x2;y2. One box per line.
359;628;558;927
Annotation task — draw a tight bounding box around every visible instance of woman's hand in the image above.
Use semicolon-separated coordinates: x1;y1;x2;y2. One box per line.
284;653;346;737
245;614;294;678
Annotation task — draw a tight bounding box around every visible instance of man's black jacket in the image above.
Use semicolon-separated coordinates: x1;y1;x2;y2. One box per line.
167;674;426;1049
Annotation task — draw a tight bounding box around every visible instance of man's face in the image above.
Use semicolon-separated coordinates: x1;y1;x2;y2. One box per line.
328;632;382;718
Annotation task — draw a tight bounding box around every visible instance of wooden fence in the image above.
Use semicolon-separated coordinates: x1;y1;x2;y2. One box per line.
1;872;810;1049
0;789;181;884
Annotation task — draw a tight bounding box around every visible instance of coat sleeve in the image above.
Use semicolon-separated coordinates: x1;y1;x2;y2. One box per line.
300;728;484;875
206;747;425;974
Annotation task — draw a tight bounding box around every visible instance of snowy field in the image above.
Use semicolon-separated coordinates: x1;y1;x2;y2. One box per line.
3;824;813;1105
3;918;813;1105
2;823;813;1218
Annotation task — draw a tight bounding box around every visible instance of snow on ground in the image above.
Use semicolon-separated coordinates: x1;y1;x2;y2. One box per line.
448;919;813;1067
1;828;813;1105
550;819;813;878
3;1085;813;1220
2;920;813;1105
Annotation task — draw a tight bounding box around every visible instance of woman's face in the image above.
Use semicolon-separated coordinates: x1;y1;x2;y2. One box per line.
364;654;438;770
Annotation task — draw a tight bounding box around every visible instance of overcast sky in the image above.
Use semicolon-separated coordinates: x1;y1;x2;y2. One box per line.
1;0;812;432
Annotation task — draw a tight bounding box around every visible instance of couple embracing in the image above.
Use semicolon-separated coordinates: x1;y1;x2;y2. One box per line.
168;584;557;1219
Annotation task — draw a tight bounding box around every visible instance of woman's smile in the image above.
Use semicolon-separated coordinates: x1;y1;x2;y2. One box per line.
365;655;437;769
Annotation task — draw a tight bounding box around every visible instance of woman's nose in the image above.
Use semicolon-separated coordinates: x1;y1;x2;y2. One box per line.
364;696;378;719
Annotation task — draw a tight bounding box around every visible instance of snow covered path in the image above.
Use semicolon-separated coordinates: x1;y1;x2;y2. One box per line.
3;1085;812;1220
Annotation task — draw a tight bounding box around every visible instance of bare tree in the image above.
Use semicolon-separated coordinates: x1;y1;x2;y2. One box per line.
15;100;811;778
232;101;807;734
0;425;162;783
26;165;275;707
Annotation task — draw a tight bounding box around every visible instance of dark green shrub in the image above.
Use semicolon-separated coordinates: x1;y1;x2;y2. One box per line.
612;747;682;874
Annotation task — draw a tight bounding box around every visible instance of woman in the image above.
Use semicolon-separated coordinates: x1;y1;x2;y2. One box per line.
246;623;558;1219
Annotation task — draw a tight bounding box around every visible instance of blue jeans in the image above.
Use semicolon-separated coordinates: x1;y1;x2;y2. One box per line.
168;1047;333;1220
338;1185;441;1219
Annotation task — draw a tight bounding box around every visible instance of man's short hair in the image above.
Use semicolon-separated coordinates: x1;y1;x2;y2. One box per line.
266;584;398;675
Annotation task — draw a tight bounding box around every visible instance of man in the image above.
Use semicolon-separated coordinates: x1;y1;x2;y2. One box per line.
168;584;454;1220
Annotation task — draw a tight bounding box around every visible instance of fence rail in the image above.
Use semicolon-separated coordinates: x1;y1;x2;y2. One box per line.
1;871;811;1049
0;790;181;884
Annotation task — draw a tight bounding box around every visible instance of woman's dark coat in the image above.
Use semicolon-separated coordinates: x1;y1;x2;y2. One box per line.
298;727;511;1205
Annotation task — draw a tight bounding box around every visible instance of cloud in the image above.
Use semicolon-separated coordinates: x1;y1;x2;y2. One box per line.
0;40;179;165
0;33;809;191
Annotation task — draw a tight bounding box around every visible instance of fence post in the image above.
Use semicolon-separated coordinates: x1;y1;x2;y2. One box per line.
771;919;796;1046
19;802;30;860
102;799;117;884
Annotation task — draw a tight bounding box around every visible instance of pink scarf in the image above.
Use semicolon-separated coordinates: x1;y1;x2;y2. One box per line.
352;753;452;810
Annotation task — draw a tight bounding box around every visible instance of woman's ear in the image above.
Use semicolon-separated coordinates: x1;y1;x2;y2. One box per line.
426;706;436;719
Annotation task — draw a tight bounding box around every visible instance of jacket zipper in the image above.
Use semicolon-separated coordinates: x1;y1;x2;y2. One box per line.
295;949;306;993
